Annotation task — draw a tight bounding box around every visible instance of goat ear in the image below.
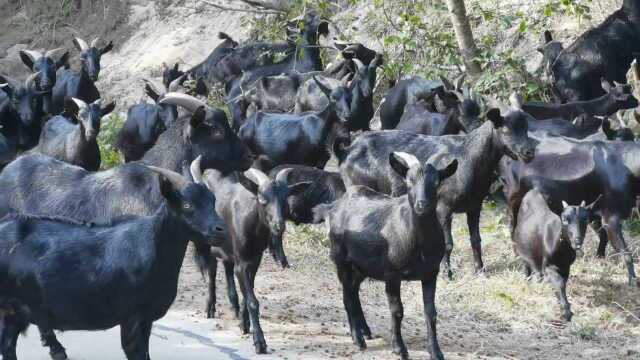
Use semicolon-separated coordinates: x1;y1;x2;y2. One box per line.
55;52;70;70
288;182;312;197
486;108;504;128
158;175;182;208
237;172;259;195
601;118;616;139
544;30;553;44
190;106;207;128
439;159;458;181
562;200;569;209
63;97;80;117
601;78;613;92
101;101;116;116
389;152;410;178
19;51;35;70
100;41;114;55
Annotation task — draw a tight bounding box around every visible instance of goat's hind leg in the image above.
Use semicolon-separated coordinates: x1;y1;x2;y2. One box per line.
39;326;67;360
1;309;29;360
352;273;372;339
337;264;366;349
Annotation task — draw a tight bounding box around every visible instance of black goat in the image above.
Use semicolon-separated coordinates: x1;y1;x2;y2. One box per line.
548;0;640;101
316;152;457;360
226;12;329;127
521;80;638;120
379;75;463;129
116;81;179;162
395;95;482;136
296;55;383;131
268;164;345;224
339;108;536;278
513;189;598;322
0;165;226;360
200;165;310;353
163;62;186;91
239;77;350;171
18;48;69;97
51;37;113;114
32;98;115;171
499;137;638;286
0;73;46;150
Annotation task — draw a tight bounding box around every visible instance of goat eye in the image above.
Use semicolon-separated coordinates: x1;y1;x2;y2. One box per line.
183;203;192;210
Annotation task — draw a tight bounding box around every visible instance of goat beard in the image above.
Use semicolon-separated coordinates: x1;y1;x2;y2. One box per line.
269;233;289;269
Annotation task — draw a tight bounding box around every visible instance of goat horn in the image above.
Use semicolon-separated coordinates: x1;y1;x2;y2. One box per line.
190;155;204;184
143;79;164;96
454;73;467;91
244;168;270;189
74;38;89;52
90;37;100;48
352;58;365;73
146;166;190;190
159;92;206;113
45;47;65;58
25;71;41;89
0;74;20;90
168;73;188;93
392;152;421;169
71;97;88;112
275;168;293;184
91;98;103;107
21;50;43;61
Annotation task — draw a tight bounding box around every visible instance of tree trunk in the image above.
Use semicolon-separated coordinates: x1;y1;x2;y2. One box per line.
445;0;482;76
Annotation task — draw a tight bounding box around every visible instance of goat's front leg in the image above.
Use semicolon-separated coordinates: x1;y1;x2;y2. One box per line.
39;325;67;360
544;265;572;322
206;256;219;318
351;274;371;339
224;260;240;318
236;257;267;354
120;317;152;360
421;276;444;360
385;279;408;359
336;264;366;349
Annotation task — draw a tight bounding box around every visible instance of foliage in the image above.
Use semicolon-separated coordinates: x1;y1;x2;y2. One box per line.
98;113;125;169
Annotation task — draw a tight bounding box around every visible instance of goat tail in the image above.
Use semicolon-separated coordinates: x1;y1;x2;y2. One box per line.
218;32;233;41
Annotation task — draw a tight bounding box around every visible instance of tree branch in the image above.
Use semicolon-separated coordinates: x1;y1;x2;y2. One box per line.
197;0;283;15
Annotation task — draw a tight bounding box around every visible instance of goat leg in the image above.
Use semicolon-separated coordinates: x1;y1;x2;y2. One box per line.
337;265;366;349
224;260;240;318
545;265;573;322
1;311;28;360
466;208;485;273
385;280;408;359
421;276;444;360
437;207;454;280
206;257;218;319
604;214;638;286
236;259;267;354
39;326;67;360
120;317;152;360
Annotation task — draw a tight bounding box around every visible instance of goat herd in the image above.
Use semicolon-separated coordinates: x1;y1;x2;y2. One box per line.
1;2;640;359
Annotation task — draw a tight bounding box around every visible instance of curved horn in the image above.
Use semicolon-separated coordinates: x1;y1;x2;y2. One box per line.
71;98;88;112
454;73;467;91
392;151;421;169
244;168;270;188
143;79;164;96
352;58;365;73
190;155;204;184
25;71;41;89
74;38;89;52
0;74;21;90
21;50;43;61
91;98;103;107
168;73;188;93
275;168;293;184
159;92;207;113
146;165;190;190
90;37;101;48
45;47;65;58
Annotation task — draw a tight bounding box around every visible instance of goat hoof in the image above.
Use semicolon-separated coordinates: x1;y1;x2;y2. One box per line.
206;305;216;319
563;311;573;322
429;349;444;360
629;278;639;288
362;326;372;339
254;340;267;354
50;349;68;360
354;338;367;350
392;344;408;359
